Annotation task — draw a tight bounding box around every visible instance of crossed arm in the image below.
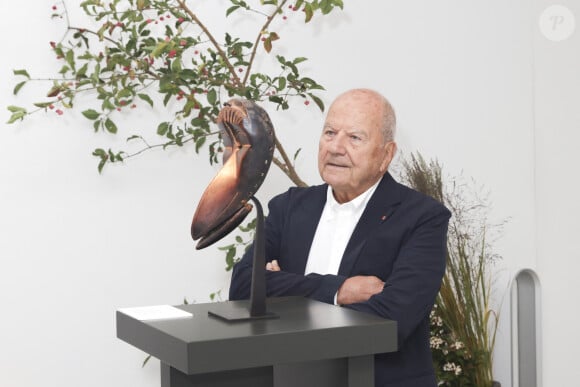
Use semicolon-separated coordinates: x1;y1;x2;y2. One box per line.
266;260;384;305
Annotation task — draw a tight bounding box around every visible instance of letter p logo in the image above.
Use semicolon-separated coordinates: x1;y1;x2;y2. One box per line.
540;5;575;42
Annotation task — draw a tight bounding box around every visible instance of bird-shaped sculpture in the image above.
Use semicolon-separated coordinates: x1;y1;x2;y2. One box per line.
191;98;275;249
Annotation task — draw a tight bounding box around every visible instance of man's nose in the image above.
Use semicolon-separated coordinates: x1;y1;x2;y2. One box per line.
329;134;347;154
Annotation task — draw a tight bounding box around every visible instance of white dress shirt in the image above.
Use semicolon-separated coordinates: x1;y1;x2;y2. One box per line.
304;180;380;279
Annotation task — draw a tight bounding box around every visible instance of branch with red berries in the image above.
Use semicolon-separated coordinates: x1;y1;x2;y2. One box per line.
8;0;343;187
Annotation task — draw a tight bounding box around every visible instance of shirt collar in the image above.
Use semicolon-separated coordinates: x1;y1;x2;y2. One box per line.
326;178;381;214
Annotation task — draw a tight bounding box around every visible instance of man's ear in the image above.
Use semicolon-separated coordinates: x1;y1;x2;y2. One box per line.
379;142;397;173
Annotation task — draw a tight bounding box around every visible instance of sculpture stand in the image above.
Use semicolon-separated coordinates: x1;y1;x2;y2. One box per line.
208;196;278;321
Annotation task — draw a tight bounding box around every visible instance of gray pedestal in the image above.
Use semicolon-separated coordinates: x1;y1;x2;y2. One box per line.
116;297;397;387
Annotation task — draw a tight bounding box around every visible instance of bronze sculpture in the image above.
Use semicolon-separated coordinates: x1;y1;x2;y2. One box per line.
191;98;275;250
191;98;277;320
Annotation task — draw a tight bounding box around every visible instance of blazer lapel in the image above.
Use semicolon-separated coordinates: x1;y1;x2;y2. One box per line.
338;173;406;276
287;184;327;274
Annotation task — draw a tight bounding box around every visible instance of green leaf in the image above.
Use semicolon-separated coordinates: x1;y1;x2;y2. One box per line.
138;93;154;107
157;122;170;136
142;355;152;368
263;37;272;53
7;105;26;113
92;148;107;173
104;118;117;133
293;148;302;161
163;93;172;106
195;136;206;153
225;247;236;266
65;49;75;70
82;109;100;120
92;148;106;157
118;88;133;99
76;63;89;77
13;69;30;79
207;89;217;105
13;81;26;95
33;102;53;108
171;58;182;72
319;0;332;14
309;93;325;112
7;110;26;124
304;3;314;22
277;77;286;91
226;5;240;17
151;41;168;58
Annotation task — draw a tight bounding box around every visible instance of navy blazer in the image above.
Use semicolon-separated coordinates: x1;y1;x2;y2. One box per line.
229;173;451;387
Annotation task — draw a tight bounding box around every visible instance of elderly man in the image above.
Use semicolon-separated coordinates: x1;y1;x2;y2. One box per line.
229;89;450;387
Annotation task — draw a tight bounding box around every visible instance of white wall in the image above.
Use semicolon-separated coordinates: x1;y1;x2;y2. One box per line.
0;1;577;386
533;0;580;384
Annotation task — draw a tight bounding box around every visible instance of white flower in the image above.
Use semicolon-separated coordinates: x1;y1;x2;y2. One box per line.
443;362;456;372
430;336;444;349
451;341;464;350
455;365;462;375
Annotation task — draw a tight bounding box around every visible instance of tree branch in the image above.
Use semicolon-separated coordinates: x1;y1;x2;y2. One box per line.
242;0;290;86
274;135;308;187
175;0;243;90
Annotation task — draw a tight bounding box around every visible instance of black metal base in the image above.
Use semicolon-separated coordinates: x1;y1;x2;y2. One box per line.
208;303;279;322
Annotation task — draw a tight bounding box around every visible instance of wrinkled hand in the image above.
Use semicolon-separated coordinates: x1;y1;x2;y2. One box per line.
266;259;281;271
337;275;384;305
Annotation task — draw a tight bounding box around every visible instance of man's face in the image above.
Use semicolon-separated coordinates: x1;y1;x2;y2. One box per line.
318;92;396;203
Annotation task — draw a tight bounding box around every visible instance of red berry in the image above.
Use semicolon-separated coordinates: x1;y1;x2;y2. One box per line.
194;50;199;55
283;16;287;20
49;41;56;48
304;100;310;106
48;104;55;110
160;16;164;21
238;68;243;73
166;14;171;18
55;109;63;115
117;107;122;112
179;40;186;46
178;17;184;23
168;49;177;58
52;5;57;11
146;19;153;24
131;104;137;109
